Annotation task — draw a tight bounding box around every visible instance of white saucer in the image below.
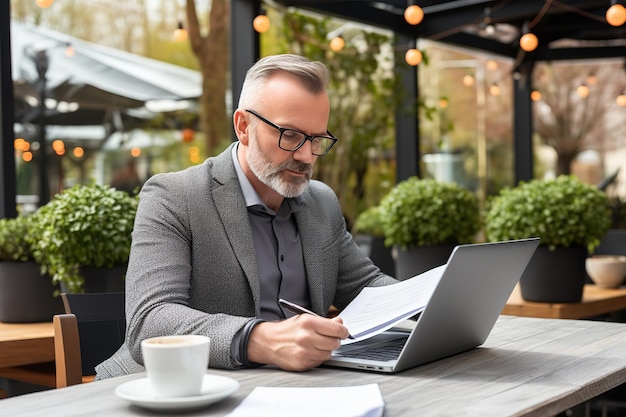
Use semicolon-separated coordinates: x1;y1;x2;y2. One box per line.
115;373;239;412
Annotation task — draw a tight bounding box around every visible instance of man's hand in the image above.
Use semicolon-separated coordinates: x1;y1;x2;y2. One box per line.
247;315;349;371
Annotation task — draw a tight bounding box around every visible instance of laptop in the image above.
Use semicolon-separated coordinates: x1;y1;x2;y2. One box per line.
324;238;540;373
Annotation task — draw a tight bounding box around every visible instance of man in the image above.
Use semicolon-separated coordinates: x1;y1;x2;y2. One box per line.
96;54;396;378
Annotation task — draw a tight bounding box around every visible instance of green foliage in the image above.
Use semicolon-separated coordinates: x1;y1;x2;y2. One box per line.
0;215;36;262
272;9;399;226
353;206;385;237
379;177;480;249
28;183;139;292
485;175;611;252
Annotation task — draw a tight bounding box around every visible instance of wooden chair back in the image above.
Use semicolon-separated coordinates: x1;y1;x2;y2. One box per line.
54;292;126;387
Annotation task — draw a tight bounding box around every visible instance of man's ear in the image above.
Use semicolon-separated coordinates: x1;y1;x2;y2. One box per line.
233;109;250;146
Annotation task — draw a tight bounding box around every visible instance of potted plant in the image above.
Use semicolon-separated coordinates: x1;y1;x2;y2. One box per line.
485;175;612;302
379;177;481;279
0;214;64;322
28;182;139;293
352;206;395;276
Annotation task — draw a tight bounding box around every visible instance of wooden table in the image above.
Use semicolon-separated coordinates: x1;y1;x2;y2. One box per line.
0;322;55;389
1;316;626;417
503;284;626;319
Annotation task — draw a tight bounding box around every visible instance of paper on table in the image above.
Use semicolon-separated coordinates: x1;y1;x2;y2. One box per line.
339;264;446;344
224;383;384;417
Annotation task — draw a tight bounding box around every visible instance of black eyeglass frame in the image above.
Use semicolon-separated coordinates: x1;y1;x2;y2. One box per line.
245;109;338;156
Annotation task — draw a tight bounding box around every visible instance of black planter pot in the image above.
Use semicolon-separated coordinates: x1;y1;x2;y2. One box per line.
395;244;456;280
0;261;65;323
60;264;127;293
354;234;396;277
519;245;587;303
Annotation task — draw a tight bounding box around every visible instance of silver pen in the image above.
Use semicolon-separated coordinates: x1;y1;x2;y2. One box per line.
278;298;321;316
278;298;354;339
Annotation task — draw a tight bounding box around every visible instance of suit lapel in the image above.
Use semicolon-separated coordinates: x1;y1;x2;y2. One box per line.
211;145;261;311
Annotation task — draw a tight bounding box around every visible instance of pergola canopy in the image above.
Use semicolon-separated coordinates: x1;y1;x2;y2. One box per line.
277;0;626;62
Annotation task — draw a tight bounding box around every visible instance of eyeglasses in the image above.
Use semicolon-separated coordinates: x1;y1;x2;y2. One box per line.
246;109;337;156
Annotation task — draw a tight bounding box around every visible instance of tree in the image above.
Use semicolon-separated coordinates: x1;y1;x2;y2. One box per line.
271;9;398;224
185;0;230;156
533;62;623;175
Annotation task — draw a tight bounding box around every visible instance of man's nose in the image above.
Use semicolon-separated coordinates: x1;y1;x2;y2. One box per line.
292;140;316;164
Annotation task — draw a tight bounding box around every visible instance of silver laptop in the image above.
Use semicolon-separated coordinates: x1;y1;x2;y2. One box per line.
324;238;540;373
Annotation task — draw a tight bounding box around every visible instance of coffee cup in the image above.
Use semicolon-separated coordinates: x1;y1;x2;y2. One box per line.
141;334;210;397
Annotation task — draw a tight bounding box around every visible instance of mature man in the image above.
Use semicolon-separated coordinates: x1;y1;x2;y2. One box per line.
96;54;396;378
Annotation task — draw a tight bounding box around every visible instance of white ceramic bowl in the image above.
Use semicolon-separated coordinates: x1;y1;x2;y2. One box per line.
586;255;626;288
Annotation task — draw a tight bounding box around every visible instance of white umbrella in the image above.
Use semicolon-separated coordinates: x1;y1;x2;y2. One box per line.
12;21;202;113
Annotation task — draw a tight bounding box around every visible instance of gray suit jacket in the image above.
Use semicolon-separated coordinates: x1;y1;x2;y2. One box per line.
95;143;396;379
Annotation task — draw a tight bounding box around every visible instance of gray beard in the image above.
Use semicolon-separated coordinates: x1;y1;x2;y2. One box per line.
247;136;312;198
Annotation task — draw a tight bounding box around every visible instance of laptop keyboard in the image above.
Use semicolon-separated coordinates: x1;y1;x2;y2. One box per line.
341;337;406;361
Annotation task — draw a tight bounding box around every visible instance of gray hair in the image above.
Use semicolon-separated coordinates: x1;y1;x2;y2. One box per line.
237;54;330;109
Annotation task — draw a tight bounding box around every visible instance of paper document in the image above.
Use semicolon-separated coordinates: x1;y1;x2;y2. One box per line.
224;383;384;417
339;264;446;344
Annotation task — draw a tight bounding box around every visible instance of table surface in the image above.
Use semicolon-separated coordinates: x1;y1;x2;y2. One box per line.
502;284;626;319
0;322;54;368
1;315;626;417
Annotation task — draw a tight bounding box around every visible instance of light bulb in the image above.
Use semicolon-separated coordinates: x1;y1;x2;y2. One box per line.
253;14;270;33
489;83;501;96
519;33;538;52
577;84;590;98
530;90;542;101
486;60;498;71
329;36;345;52
404;5;424;25
173;22;188;42
404;48;422;66
36;0;54;8
616;93;626;106
462;74;475;87
606;4;626;26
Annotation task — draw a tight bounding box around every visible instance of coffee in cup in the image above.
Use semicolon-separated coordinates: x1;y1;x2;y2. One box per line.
141;334;210;397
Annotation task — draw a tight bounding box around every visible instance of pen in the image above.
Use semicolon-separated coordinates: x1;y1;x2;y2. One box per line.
278;298;321;317
278;298;354;339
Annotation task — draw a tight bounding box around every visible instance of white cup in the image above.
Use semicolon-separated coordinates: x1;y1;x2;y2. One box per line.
141;335;210;397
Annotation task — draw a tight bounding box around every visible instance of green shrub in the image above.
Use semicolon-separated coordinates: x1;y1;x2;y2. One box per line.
0;215;35;262
379;177;480;249
28;183;139;292
353;206;385;237
485;175;611;252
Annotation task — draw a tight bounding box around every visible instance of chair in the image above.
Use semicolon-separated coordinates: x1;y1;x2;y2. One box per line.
54;292;125;387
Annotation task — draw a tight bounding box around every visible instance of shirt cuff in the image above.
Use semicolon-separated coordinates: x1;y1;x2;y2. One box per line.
231;318;265;368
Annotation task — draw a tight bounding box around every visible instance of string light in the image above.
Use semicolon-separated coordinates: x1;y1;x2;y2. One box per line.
404;48;422;66
253;10;271;33
131;147;141;157
530;90;542;101
173;22;188;42
73;147;84;158
616;91;626;106
52;139;65;156
462;74;475;87
35;0;54;8
486;60;498;71
489;83;501;96
606;2;626;26
576;84;590;98
329;36;345;52
404;3;424;25
438;97;449;109
520;32;538;52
